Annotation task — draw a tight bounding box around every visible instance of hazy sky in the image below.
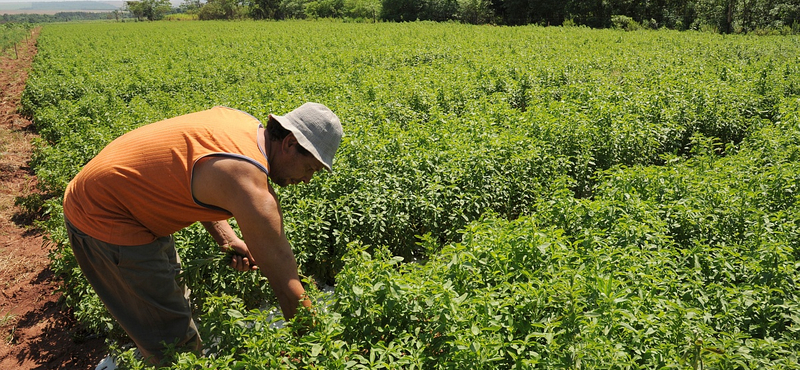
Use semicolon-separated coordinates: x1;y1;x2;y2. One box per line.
0;0;123;3
0;0;185;5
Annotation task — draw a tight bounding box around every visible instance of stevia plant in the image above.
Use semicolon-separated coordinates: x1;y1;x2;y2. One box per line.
21;20;800;368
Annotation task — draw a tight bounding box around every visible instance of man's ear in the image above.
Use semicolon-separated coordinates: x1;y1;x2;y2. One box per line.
282;133;299;153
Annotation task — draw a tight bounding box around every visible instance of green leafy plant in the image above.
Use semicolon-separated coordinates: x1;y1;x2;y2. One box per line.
22;21;800;368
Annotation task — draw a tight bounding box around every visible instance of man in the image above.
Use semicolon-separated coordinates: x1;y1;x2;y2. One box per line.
63;103;343;365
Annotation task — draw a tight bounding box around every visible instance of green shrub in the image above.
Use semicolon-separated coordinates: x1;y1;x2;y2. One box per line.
611;14;641;31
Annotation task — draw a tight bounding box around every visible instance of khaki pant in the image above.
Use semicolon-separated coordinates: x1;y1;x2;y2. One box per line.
66;219;201;364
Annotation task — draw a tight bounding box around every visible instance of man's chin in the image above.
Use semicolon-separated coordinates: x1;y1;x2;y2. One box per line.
269;176;287;187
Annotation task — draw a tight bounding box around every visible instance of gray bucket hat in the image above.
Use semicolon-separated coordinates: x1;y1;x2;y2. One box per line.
269;102;343;172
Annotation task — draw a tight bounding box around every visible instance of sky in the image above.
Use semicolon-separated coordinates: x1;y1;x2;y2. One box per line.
0;0;184;6
0;0;121;3
0;0;183;4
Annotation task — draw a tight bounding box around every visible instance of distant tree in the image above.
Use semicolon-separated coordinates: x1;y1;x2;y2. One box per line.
305;0;344;17
565;0;608;27
692;0;733;31
125;0;171;20
380;0;458;20
126;1;145;19
424;0;459;20
456;0;493;24
279;0;308;18
179;0;204;13
248;0;281;18
198;0;244;19
344;0;381;21
532;0;568;25
500;0;531;25
381;0;422;21
734;0;800;31
659;0;695;29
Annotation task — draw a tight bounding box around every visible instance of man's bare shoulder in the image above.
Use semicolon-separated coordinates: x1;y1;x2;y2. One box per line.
192;156;274;212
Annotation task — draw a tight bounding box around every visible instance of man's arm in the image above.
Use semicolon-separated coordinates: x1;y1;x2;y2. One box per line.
192;156;311;319
201;220;238;247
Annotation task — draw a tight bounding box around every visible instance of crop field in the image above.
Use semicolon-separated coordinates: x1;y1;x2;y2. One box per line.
21;20;800;368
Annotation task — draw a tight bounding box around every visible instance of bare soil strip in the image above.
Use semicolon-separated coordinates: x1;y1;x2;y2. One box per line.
0;28;106;370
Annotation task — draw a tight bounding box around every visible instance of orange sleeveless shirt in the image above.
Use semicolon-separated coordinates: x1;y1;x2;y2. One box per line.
63;106;269;246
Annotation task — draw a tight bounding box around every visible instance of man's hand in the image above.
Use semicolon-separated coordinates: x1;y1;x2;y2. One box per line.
200;220;258;272
223;239;258;272
291;300;318;337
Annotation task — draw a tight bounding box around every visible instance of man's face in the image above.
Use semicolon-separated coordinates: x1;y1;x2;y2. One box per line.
270;136;325;187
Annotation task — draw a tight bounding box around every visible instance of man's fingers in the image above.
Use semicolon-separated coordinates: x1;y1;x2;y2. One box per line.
225;252;259;272
230;255;246;271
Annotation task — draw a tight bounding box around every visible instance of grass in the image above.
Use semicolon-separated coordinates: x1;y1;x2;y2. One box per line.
0;311;17;344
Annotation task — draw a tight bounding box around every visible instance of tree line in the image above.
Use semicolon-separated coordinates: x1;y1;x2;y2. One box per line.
170;0;799;33
4;0;796;34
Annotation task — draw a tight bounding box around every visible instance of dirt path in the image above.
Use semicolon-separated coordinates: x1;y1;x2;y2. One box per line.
0;28;106;370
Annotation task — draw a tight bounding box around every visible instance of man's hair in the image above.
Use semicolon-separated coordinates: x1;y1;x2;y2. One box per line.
267;116;311;156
